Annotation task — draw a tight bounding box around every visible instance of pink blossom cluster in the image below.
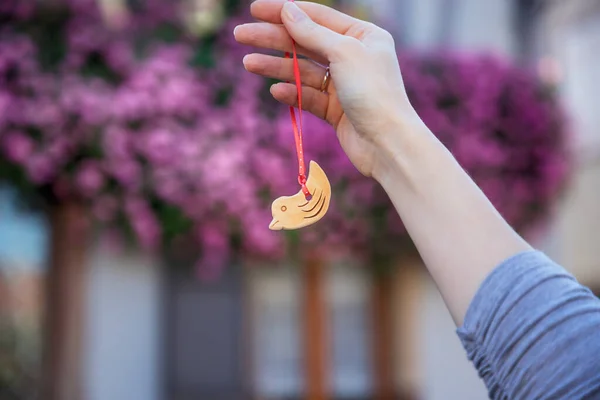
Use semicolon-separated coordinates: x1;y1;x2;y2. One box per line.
400;53;571;232
0;0;571;275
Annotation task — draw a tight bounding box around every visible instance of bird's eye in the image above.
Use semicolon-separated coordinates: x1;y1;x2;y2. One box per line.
281;206;287;212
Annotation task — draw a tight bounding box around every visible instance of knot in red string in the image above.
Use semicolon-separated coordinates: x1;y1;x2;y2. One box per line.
298;174;310;198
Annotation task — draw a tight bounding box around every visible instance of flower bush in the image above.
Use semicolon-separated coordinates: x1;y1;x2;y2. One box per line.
0;0;571;275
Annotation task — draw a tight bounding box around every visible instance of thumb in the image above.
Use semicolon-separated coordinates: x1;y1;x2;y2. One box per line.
281;2;347;62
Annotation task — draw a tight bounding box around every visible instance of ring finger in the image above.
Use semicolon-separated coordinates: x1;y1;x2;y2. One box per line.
243;53;331;91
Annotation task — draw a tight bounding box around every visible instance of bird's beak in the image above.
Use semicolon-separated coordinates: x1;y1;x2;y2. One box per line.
269;219;282;231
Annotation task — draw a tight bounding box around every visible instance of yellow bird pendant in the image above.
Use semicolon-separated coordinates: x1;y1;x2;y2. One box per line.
269;161;331;231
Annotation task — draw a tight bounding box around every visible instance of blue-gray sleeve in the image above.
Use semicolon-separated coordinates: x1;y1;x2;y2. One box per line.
457;250;600;400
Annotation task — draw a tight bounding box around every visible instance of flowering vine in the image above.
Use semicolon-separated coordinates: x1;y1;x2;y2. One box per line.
0;0;571;275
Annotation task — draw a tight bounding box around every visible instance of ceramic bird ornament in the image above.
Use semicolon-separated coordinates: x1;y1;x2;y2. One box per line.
269;161;331;231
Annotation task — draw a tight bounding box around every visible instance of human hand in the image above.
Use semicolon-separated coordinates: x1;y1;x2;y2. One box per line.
236;1;534;330
234;0;424;178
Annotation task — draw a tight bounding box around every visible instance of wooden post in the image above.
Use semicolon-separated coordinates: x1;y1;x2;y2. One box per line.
394;260;423;400
371;270;395;400
42;202;89;400
303;256;329;400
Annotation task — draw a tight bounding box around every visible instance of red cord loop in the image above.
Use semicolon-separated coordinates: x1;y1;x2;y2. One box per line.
285;0;311;199
298;174;307;189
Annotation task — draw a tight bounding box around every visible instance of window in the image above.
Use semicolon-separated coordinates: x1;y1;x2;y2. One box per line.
326;263;373;398
250;266;304;399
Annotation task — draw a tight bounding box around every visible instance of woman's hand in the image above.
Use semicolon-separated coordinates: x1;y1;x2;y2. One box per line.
234;0;422;178
236;0;531;327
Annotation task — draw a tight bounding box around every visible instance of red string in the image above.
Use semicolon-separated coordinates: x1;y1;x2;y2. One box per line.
285;0;311;198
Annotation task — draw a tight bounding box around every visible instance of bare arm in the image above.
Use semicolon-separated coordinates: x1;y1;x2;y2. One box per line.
372;116;531;325
235;0;529;325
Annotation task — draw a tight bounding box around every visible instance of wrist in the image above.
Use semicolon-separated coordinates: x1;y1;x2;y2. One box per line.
371;110;435;187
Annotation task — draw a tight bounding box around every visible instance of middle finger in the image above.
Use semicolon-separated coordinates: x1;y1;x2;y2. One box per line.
234;23;328;65
243;53;328;90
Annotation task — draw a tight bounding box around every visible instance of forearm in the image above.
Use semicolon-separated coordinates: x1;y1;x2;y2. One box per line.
373;116;531;326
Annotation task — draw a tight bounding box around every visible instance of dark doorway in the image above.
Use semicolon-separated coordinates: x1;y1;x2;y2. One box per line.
164;263;249;400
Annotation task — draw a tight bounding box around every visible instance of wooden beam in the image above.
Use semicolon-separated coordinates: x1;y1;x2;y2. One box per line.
393;260;424;400
42;202;89;400
303;256;329;400
371;270;395;400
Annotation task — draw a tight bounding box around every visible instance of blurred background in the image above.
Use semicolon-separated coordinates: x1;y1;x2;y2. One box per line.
0;0;599;399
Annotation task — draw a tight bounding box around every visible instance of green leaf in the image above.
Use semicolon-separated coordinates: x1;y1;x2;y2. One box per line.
0;162;47;212
80;51;122;84
214;86;233;106
154;202;194;244
154;23;182;43
224;0;242;14
25;6;70;70
190;37;217;69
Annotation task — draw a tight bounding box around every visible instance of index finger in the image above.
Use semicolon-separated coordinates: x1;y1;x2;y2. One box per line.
250;0;361;35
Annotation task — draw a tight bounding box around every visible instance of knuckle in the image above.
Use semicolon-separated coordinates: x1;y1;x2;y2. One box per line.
348;21;376;41
378;28;395;45
363;21;379;32
341;36;363;52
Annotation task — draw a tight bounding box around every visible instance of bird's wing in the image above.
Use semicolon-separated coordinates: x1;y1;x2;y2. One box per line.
306;161;331;194
300;161;331;222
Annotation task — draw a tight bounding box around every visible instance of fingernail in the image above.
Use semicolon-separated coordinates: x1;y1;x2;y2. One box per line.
233;25;239;36
283;2;305;22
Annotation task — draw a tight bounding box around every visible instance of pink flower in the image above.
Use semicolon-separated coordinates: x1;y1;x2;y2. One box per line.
107;159;141;189
2;132;35;163
141;128;174;164
75;161;105;197
103;126;130;158
197;223;229;251
242;210;284;257
193;221;231;281
104;40;136;74
46;137;71;163
347;178;376;205
25;155;54;184
125;197;161;250
0;92;12;127
155;179;185;205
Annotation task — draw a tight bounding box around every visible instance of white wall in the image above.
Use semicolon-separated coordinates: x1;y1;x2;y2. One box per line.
419;277;489;400
325;263;372;397
541;2;600;155
537;0;600;287
543;162;600;287
84;245;162;400
364;0;515;56
248;264;303;397
451;0;514;55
